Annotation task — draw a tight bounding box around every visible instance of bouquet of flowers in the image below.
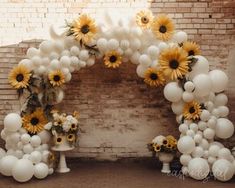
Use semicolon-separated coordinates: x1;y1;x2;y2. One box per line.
148;135;177;153
45;110;80;147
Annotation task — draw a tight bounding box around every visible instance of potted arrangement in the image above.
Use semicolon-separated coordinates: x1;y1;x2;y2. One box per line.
149;135;177;173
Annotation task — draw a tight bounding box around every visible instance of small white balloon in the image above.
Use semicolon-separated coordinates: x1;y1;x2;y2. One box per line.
147;46;159;59
215;118;234;139
107;39;119;50
87;58;95;67
177;136;195;154
30;135;41;147
214;93;228;106
79;50;89;61
4;113;22;132
27;47;39;58
218;148;231;160
182;91;194;102
189;123;198;132
218;106;229;117
30;151;42;164
139;54;151;67
23;144;34;154
173;31;188;43
164;82;183;102
209;70;228;93
21;133;31;144
199;139;209;150
180;154;192;166
208;145;220;157
158;42;168;51
194;134;202;144
39;41;53;54
50;59;60;69
34;163;49;179
179;123;188;134
0;148;6;159
97;38;107;52
171;101;184;115
200;110;211;122
192;146;204;158
184;81;195;92
203;128;215;140
193;74;212;97
120;40;130;50
70;46;80;56
60;56;71;67
12;159;34;182
136;65;148;78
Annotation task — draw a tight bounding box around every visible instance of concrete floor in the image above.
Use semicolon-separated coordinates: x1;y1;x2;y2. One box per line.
0;160;234;188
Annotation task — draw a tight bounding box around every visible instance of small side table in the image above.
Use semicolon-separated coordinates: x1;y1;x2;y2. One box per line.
52;146;74;173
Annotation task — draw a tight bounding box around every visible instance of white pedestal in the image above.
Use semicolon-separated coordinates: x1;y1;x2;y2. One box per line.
158;152;174;174
52;146;74;173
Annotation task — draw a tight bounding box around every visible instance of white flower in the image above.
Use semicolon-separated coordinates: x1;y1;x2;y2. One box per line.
62;121;71;132
152;135;165;145
66;115;74;122
44;122;53;130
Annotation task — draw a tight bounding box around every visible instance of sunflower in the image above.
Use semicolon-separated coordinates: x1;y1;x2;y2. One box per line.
136;10;153;29
8;65;31;89
48;70;65;87
70;14;97;44
70;123;78;131
55;136;63;145
182;41;200;56
67;134;75;142
22;108;48;134
104;50;122;68
162;139;168;146
48;152;56;164
144;68;165;87
183;101;202;120
159;47;189;80
151;14;174;41
153;144;161;152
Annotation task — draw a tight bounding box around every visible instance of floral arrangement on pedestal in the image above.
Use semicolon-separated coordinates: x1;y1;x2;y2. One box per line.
0;9;234;183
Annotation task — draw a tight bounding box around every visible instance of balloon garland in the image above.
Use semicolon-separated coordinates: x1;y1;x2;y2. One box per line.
0;10;235;182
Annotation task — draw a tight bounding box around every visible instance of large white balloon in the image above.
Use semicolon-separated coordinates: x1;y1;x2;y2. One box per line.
189;56;209;79
136;65;147;78
12;159;34;182
209;70;228;93
34;163;49;179
177;136;195;154
0;148;6;159
212;159;235;182
4;113;22;132
171;101;184;115
188;158;210;180
164;82;183;102
30;151;42;164
30;135;41;147
0;155;18;176
215;118;234;139
193;74;212;97
180;154;192;166
173;31;188;43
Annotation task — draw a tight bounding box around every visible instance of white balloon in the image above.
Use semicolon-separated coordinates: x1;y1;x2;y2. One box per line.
158;42;168;51
189;56;209;79
0;129;6;140
182;91;194;102
0;148;6;159
214;93;228;106
30;151;42;164
212;159;235;182
205;101;214;112
209;70;228;93
136;65;148;78
188;158;210;180
124;48;133;58
164;82;183;102
208;145;220;157
56;89;64;104
60;56;71;67
17;142;23;150
50;59;60;69
30;135;41;147
0;155;18;176
177;136;195;154
15;150;23;159
171;101;184;115
184;81;195;92
211;108;220;118
41;151;49;163
39;41;53;54
215;118;234;139
207;118;217;129
186;130;195;137
21;133;31;144
200;110;211;122
130;38;141;51
199;139;209;150
180;154;192;166
4;113;22;132
12;159;34;182
192;146;204;158
189;123;198;132
87;58;95;67
79;60;86;68
34;163;49;179
218;148;231;160
61;50;71;57
193;74;212;97
23;144;34;154
79;50;89;61
203;128;215;140
208;156;216;164
27;47;39;58
49;52;59;60
70;46;80;56
107;39;119;50
120;40;130;50
139;54;151;67
218;106;229;117
54;41;64;52
41;144;49;150
194;134;202;144
97;38;107;52
147;46;159;59
179;123;188;134
19;59;33;70
173;31;188;43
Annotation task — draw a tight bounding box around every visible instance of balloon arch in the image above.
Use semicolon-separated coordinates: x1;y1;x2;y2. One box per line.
0;10;234;182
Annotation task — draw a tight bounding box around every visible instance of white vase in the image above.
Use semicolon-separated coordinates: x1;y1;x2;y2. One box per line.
158;152;174;174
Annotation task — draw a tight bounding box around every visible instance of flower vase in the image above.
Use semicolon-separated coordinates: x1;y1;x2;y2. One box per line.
158;152;174;174
51;135;74;173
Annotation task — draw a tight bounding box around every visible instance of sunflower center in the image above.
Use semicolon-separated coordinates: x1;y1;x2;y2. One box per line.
188;50;195;56
141;17;149;24
16;74;24;82
169;59;179;69
163;140;168;145
109;55;117;63
189;106;196;114
159;25;167;33
68;135;73;139
81;24;89;34
31;117;39;125
53;75;61;82
57;137;62;143
150;73;158;80
71;124;76;128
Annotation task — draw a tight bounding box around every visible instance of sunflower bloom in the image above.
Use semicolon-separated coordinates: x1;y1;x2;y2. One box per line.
55;136;63;145
48;70;65;87
183;101;202;120
182;41;200;56
22;108;48;134
151;14;174;41
153;144;161;152
71;14;97;44
67;134;75;142
8;65;31;89
159;47;189;80
144;68;165;87
136;10;154;29
104;50;122;68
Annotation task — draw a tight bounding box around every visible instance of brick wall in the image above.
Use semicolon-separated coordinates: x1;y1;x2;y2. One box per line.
0;0;235;159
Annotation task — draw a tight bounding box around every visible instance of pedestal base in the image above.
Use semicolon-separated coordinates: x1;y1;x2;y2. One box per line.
161;163;171;174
